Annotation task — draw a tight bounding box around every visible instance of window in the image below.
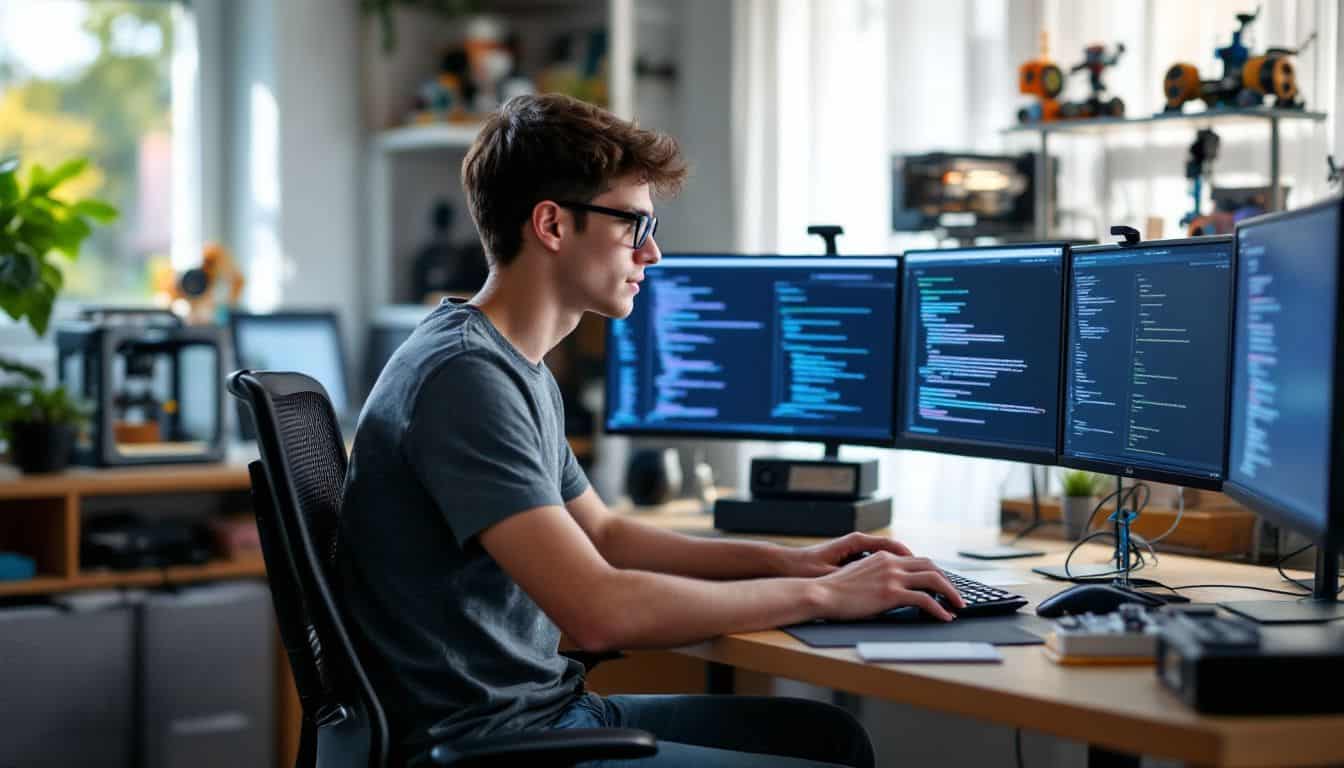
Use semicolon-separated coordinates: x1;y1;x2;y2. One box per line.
0;0;196;302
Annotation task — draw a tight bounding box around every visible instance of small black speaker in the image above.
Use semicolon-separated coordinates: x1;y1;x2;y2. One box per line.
625;448;683;506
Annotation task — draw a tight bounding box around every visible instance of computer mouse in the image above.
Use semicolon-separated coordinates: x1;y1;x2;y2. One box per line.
1034;583;1166;618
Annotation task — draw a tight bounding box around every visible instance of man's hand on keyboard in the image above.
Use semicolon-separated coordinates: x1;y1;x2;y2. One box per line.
782;532;916;578
813;551;965;622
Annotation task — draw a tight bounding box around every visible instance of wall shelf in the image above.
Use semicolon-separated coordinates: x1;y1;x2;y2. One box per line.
375;121;483;153
0;556;271;598
1001;107;1327;137
1002;107;1328;238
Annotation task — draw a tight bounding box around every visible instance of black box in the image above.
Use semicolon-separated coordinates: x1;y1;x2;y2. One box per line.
0;599;135;768
1156;617;1344;714
139;582;276;768
749;458;879;501
713;496;891;536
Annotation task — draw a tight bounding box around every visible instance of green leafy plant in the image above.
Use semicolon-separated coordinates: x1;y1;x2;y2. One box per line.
0;155;118;336
1;154;112;445
1061;469;1101;498
0;382;90;430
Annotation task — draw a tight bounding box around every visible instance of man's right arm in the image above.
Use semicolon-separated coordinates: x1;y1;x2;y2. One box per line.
479;503;958;653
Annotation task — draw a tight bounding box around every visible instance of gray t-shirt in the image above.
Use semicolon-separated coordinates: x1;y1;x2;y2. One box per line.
338;299;589;753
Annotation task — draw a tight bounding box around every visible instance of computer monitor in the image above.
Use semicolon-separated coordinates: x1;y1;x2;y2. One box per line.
363;304;432;399
896;244;1067;463
1060;236;1234;489
1221;197;1344;623
604;254;900;449
229;310;351;438
891;152;1042;238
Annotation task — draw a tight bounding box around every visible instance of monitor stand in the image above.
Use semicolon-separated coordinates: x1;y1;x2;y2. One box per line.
1220;546;1344;624
991;465;1051;554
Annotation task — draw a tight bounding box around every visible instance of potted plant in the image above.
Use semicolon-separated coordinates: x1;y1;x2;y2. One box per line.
1059;469;1101;540
0;155;117;472
0;373;90;473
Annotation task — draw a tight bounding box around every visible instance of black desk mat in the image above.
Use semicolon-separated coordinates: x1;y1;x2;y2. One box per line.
783;614;1047;648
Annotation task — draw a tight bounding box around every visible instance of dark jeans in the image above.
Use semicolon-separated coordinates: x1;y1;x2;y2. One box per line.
552;693;876;768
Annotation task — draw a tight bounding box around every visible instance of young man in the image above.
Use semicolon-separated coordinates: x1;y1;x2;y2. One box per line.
340;93;964;767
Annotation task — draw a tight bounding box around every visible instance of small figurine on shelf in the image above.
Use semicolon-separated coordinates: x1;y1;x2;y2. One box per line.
463;16;513;114
1061;42;1126;119
406;18;536;125
1018;31;1066;123
153;243;245;324
538;29;609;107
414;72;464;124
1163;6;1314;113
1179;128;1221;234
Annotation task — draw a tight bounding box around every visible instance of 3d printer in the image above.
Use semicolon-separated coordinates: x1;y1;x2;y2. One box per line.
55;308;226;466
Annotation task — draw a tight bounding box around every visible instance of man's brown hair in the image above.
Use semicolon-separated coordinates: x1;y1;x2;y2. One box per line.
461;93;688;267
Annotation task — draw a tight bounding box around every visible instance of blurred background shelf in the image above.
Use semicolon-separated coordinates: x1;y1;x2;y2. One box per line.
375;121;483;152
1001;107;1327;136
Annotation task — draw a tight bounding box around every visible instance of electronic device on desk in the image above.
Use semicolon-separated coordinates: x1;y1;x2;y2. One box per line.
364;304;432;400
897;242;1070;554
1220;196;1344;623
602;251;900;536
1156;610;1344;714
55;308;226;466
934;571;1029;618
1045;603;1165;664
230;310;355;440
828;552;1029;621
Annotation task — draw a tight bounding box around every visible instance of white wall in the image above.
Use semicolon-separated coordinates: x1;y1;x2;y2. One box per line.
224;0;363;369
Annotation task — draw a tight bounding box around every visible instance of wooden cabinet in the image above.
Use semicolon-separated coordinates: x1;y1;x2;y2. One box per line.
0;463;301;765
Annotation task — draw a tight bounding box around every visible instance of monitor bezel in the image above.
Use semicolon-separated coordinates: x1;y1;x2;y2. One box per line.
893;242;1072;464
601;253;903;448
1221;197;1344;551
1058;234;1235;491
228;309;353;418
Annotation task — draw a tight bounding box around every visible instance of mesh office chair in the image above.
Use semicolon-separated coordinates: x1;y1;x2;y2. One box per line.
227;370;657;768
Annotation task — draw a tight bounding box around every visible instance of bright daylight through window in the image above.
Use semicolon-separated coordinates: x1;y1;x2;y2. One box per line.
0;0;193;302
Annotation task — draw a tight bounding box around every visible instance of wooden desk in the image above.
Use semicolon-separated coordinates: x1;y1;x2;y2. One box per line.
631;514;1344;768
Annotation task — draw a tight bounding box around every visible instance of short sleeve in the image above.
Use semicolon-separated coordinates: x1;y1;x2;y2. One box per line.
404;358;564;546
559;439;589;503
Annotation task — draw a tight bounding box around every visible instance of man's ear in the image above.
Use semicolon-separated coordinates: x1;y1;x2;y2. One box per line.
531;201;565;253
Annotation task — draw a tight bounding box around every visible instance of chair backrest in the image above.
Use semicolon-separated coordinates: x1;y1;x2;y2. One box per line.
227;369;388;768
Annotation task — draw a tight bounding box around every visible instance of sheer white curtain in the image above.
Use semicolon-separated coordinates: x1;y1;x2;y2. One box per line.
730;0;1023;527
731;0;889;254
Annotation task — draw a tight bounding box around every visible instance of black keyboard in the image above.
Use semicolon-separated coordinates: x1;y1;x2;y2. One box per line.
873;571;1029;621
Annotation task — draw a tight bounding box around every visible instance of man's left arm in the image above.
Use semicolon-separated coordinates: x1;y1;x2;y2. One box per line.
565;487;913;579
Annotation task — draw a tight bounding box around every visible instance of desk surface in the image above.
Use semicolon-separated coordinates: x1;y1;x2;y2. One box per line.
629;510;1344;768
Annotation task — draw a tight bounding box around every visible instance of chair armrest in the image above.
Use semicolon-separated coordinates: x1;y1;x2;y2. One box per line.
415;727;657;767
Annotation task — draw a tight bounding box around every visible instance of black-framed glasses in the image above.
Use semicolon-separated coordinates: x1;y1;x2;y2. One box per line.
556;201;658;249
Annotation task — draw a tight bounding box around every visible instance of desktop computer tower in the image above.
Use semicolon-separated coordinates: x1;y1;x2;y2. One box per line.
137;582;276;768
0;600;136;768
